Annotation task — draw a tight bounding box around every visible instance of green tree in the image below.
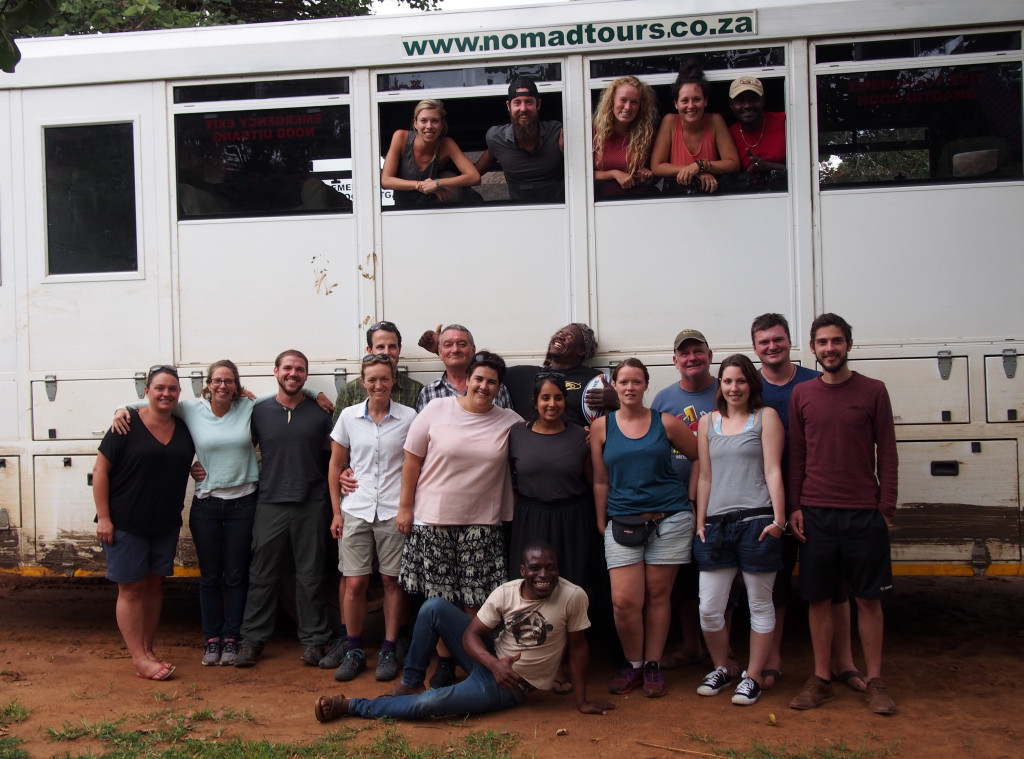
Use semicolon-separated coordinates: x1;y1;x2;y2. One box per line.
1;0;439;73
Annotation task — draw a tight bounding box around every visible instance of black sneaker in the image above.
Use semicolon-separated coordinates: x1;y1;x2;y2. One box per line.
334;649;367;682
429;657;456;689
201;638;222;667
319;637;348;669
234;645;260;668
219;639;239;666
732;675;762;705
301;645;325;667
375;650;399;682
697;666;733;696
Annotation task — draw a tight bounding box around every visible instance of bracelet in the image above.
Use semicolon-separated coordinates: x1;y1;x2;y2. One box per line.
434;178;441;190
772;520;786;531
697;160;706;174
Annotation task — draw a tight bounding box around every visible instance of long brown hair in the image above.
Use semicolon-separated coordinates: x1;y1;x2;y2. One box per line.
714;354;764;415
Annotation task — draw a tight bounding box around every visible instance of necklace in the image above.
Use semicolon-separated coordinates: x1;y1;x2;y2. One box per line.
739;119;766;149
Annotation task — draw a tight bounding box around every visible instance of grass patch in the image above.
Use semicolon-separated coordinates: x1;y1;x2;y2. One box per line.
0;700;31;759
710;735;903;758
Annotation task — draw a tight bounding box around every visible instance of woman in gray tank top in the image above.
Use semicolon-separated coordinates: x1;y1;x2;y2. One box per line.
693;354;786;707
381;99;480;208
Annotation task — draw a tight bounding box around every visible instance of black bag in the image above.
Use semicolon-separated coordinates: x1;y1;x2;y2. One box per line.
610;514;661;547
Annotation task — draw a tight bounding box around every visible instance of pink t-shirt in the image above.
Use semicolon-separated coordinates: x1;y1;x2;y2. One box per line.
670;116;717;166
405;397;523;525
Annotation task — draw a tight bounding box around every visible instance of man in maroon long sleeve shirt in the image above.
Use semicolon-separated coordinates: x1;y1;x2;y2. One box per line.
787;313;898;716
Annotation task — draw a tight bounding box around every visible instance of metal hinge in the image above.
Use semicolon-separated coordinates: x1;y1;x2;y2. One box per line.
1002;348;1017;379
191;370;204;398
334;367;347;393
970;538;991;577
0;508;9;530
936;350;952;381
134;372;146;399
45;374;57;401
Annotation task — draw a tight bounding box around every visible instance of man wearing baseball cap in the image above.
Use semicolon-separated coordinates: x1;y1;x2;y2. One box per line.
728;75;787;180
475;77;565;203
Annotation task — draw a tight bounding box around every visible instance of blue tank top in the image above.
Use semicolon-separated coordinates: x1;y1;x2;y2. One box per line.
603;411;690;517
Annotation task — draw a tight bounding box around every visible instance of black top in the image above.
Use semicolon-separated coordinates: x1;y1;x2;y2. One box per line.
504;364;602;428
508;422;589;501
97;409;195;536
251;396;332;503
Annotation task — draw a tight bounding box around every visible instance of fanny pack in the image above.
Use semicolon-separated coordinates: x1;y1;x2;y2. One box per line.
610;512;667;547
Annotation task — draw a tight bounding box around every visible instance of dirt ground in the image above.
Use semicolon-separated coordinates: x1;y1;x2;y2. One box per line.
1;573;1022;758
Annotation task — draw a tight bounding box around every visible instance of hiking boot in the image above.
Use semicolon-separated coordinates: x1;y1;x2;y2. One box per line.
375;650;399;682
697;666;734;696
234;645;260;668
319;637;348;669
201;638;222;667
334;649;367;682
732;675;762;705
429;657;456;689
608;665;643;695
301;645;325;667
865;677;896;715
642;661;666;698
219;639;239;666
790;676;835;710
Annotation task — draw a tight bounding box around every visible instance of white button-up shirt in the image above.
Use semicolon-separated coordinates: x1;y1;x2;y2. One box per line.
330;400;416;522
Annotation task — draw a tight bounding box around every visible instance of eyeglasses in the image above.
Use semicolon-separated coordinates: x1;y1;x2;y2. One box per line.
362;353;393;363
368;321;398;334
148;364;179;380
209;378;236;386
536;370;566;381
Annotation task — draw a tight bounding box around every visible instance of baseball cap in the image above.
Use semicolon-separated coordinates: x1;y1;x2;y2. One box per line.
673;329;709;351
729;76;764;99
507;78;540;101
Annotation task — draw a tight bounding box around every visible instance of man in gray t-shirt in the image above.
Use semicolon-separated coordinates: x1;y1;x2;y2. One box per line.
475;78;564;203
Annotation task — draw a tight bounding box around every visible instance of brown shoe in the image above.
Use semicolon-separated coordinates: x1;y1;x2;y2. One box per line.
313;694;349;723
865;677;896;715
789;676;835;710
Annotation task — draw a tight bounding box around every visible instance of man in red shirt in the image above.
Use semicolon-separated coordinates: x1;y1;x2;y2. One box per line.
787;313;898;715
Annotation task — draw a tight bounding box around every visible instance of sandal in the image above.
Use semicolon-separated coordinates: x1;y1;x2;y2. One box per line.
761;669;783;691
832;669;867;693
313;694;348;723
136;664;175;681
552;678;574;695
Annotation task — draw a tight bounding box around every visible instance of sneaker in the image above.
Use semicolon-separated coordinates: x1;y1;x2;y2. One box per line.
865;677;896;715
608;665;643;695
732;675;762;705
789;676;835;710
319;637;348;669
219;639;239;666
333;649;367;682
301;645;325;667
429;657;456;689
697;666;734;696
201;638;222;667
375;650;399;682
642;661;666;698
234;645;260;668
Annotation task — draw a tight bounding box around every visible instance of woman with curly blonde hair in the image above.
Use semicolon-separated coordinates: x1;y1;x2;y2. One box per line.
593;76;658;197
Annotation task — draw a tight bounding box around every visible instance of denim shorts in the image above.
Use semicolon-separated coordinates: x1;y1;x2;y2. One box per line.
102;528;179;583
693;517;783;574
604;510;693;569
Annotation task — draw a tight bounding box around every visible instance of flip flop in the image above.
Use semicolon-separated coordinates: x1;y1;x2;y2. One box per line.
136;664;175;681
552;678;574;695
761;669;783;690
313;695;348;723
832;669;867;693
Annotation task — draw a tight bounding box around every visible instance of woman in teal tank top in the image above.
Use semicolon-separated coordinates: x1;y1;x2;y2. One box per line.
589;358;697;698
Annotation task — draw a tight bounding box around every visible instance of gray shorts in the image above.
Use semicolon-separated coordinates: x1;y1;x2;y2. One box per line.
338;513;405;577
604;510;694;569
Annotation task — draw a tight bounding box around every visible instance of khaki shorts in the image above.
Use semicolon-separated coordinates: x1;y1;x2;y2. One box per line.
338;513;405;577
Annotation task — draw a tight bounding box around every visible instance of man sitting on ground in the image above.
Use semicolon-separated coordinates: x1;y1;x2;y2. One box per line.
313;542;614;722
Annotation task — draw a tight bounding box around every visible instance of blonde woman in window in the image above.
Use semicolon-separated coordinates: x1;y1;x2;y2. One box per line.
593;76;658;198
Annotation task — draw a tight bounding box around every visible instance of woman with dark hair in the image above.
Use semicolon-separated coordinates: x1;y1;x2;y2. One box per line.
112;360;329;666
94;366;195;680
593;76;659;197
693;354;786;706
381;98;481;207
590;358;697;698
651;59;739;193
397;351;523;687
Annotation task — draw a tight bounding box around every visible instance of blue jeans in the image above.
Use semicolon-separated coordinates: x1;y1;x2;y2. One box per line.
347;598;519;720
188;491;257;640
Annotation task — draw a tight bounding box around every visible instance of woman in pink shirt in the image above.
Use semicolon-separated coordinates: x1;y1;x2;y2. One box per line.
593;76;658;198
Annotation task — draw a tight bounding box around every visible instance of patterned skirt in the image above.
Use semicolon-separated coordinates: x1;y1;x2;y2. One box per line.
399;524;507;608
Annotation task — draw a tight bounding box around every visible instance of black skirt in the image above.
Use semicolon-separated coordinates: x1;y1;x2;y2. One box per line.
507;493;597;587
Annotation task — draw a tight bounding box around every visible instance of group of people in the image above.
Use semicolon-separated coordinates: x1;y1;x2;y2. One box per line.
380;61;785;208
94;309;898;722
